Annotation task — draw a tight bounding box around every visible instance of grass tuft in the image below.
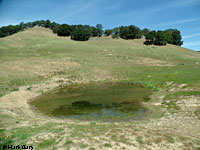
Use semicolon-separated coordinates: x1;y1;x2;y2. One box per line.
136;136;145;144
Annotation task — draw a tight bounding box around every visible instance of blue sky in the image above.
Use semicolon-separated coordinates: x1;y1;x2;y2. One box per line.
0;0;200;51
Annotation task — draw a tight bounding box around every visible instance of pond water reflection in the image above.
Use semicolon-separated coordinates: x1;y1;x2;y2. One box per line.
30;82;152;121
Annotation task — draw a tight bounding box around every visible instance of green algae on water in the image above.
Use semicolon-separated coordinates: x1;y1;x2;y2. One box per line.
30;82;152;121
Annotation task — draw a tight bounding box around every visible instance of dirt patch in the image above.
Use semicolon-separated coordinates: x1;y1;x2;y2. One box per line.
0;78;62;120
93;68;111;80
0;77;89;121
1;58;79;77
137;57;174;66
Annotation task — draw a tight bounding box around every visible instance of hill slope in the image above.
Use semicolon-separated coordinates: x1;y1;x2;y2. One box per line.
0;27;200;150
0;27;200;96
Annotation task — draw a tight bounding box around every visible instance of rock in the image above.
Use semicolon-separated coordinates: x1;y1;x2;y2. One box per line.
166;81;173;86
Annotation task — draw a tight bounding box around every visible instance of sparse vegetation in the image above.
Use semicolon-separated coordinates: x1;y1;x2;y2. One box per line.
79;143;89;149
104;143;112;147
194;107;200;119
37;139;56;149
136;136;145;144
166;135;175;143
164;91;200;100
162;101;180;110
65;140;73;146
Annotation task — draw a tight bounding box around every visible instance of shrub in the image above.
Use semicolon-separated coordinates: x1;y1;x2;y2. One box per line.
57;24;72;36
71;27;90;41
144;29;183;46
104;29;112;36
119;25;142;40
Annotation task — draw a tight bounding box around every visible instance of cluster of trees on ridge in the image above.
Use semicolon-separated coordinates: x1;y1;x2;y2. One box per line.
0;19;183;46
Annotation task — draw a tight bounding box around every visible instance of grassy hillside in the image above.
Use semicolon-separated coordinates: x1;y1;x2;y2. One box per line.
0;27;200;97
0;27;200;150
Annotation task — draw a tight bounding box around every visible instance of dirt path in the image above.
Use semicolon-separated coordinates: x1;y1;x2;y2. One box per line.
0;77;64;118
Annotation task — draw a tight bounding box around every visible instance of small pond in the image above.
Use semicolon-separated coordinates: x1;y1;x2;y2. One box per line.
30;82;152;121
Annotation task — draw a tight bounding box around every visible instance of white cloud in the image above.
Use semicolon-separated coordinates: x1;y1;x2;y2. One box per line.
164;18;200;26
114;0;200;24
183;33;200;39
51;0;102;21
183;41;200;47
146;0;200;15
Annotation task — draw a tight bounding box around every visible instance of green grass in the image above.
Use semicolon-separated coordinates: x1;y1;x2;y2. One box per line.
194;107;200;119
136;136;145;144
37;138;56;149
69;123;115;137
0;93;4;98
64;139;73;146
0;27;200;97
79;143;89;149
0;74;44;98
0;129;14;148
162;101;180;110
164;91;200;100
104;143;112;147
167;136;175;144
0;123;62;149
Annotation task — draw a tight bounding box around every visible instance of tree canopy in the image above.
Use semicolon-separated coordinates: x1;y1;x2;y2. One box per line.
119;25;142;40
0;19;183;46
71;27;90;41
144;29;183;46
57;24;72;36
104;29;112;36
96;24;103;37
167;29;183;46
142;28;150;36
